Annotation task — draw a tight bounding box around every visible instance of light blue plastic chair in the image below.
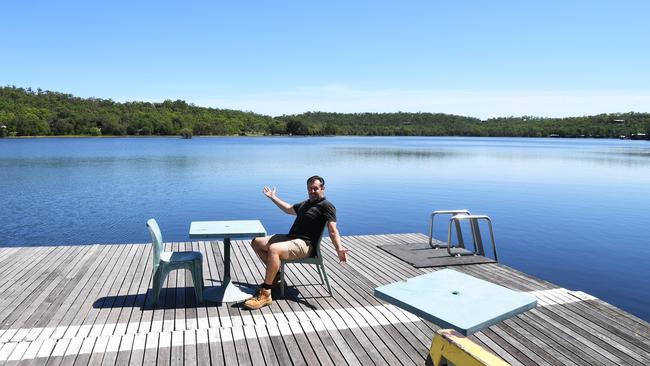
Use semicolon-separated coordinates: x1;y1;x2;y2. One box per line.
280;227;332;297
146;218;204;305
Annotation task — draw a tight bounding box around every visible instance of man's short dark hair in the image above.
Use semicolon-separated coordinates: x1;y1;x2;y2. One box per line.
307;175;325;186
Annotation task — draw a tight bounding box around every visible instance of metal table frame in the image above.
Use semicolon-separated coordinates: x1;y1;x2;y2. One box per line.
189;220;266;302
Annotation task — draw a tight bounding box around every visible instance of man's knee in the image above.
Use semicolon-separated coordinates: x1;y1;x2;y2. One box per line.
268;243;289;259
251;237;266;250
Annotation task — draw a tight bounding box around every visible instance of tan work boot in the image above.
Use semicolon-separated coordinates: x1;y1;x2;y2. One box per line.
244;288;272;310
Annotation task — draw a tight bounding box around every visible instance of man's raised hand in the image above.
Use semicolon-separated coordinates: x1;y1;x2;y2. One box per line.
263;186;277;199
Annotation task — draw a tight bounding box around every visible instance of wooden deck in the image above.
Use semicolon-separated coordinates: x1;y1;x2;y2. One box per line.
1;233;649;365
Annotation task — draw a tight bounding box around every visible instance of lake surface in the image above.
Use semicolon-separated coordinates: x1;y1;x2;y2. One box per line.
1;136;649;321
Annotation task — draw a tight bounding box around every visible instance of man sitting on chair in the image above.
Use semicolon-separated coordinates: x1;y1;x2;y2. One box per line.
244;175;348;310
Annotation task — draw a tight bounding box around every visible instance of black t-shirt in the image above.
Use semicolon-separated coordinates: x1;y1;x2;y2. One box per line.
288;198;336;245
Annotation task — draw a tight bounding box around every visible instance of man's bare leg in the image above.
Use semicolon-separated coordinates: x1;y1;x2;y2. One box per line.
243;240;291;310
264;242;290;284
251;237;270;263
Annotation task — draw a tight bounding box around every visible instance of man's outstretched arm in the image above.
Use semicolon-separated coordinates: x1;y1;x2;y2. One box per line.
263;186;296;215
327;221;348;263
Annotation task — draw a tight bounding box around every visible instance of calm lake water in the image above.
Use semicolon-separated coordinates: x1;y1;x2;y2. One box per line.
1;136;649;321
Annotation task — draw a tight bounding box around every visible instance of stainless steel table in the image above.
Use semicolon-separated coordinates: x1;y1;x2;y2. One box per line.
189;220;266;302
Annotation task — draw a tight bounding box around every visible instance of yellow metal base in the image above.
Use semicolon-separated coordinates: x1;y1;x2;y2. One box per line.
427;329;510;366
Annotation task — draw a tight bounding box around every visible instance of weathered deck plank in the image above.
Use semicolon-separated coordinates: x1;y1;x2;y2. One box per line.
1;233;649;365
242;244;363;366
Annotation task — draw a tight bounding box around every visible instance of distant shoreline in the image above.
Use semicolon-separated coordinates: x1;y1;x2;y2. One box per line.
2;134;647;141
2;86;649;139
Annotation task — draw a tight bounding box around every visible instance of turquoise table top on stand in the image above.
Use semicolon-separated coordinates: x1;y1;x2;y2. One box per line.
189;220;266;303
374;268;537;335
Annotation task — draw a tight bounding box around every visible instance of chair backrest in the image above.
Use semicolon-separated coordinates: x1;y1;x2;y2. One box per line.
310;224;327;258
146;218;164;272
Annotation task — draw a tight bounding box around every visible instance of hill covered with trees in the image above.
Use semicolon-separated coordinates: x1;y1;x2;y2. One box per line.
1;86;649;138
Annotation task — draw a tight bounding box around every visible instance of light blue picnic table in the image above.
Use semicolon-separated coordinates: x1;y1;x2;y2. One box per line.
189;220;266;302
374;268;537;335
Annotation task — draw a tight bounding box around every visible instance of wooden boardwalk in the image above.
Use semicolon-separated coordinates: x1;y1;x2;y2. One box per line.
0;233;649;365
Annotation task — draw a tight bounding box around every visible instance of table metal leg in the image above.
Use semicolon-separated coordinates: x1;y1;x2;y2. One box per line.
203;237;256;303
223;237;231;283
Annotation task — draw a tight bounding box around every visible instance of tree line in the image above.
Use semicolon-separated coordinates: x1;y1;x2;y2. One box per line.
1;86;649;139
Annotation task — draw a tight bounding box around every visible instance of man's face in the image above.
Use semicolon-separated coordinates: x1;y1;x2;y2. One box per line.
307;180;325;201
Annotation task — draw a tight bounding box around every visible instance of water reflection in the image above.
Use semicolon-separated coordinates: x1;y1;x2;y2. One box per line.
610;148;650;158
585;151;650;168
333;147;459;160
330;143;650;169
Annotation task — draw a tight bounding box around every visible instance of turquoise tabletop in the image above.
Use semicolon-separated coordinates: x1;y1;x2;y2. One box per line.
189;220;266;239
374;268;537;335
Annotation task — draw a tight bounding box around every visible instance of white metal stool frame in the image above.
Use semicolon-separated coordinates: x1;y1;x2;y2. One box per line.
429;209;471;248
447;214;499;261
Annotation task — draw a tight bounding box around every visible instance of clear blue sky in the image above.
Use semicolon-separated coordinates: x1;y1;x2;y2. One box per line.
3;0;649;118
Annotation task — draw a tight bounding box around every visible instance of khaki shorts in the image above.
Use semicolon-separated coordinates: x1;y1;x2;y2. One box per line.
266;234;312;260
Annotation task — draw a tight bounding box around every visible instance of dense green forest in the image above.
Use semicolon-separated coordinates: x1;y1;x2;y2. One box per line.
1;86;649;138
